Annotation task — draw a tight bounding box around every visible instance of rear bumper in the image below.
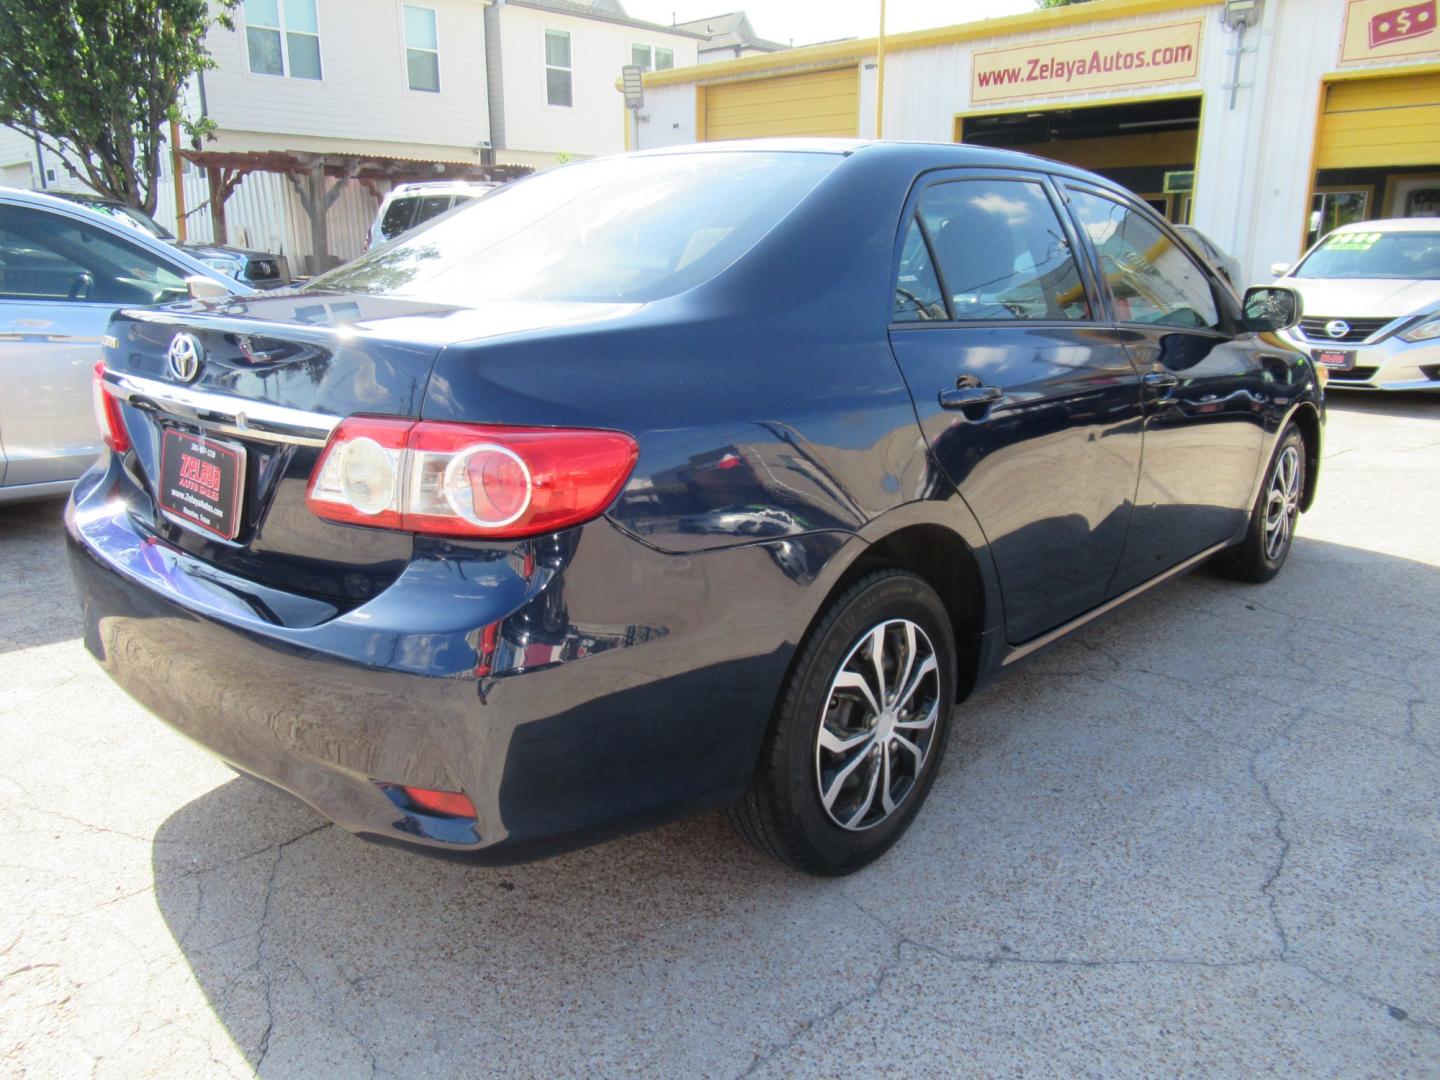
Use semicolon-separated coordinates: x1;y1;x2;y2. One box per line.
66;462;833;862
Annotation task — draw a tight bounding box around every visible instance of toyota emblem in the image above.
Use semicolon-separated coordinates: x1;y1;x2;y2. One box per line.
1324;319;1351;340
167;332;203;382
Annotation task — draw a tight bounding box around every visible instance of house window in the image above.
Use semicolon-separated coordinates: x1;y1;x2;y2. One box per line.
630;44;674;71
544;29;572;107
244;0;323;80
404;5;440;92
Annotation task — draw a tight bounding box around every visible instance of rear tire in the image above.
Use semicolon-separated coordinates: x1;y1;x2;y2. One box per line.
1211;423;1306;584
726;569;956;876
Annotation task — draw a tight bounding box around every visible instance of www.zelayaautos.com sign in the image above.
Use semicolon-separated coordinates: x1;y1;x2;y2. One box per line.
971;20;1204;105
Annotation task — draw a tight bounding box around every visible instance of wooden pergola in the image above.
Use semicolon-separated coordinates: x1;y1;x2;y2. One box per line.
178;149;533;271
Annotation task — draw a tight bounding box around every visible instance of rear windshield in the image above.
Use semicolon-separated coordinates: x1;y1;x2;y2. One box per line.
1294;229;1440;280
314;152;841;304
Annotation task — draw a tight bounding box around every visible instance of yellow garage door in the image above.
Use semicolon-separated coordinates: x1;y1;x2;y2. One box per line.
703;66;859;141
1316;72;1440;169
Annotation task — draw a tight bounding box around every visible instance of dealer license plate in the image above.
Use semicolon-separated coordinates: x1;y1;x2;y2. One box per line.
158;429;246;540
1313;349;1355;371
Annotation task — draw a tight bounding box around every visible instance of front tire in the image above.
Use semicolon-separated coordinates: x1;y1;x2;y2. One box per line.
727;570;956;876
1211;423;1306;584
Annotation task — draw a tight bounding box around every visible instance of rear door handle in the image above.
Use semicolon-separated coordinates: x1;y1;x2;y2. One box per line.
1142;371;1179;390
938;385;1004;410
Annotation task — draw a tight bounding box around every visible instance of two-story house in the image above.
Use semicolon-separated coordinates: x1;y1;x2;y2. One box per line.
672;11;787;64
2;0;702;272
484;0;701;166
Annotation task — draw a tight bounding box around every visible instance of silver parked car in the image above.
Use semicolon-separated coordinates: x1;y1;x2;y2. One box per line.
0;187;245;503
1272;218;1440;391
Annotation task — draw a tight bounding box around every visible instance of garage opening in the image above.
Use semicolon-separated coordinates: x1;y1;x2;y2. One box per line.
701;66;860;141
957;95;1201;223
1309;71;1440;249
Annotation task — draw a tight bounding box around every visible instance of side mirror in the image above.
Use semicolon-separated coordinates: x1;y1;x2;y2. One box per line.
186;274;230;300
1269;261;1292;279
1241;285;1302;333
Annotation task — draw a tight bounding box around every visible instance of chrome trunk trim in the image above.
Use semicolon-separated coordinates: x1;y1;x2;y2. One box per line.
102;370;340;448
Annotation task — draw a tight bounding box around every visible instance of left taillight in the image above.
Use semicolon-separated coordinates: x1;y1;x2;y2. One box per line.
91;363;130;454
305;417;639;539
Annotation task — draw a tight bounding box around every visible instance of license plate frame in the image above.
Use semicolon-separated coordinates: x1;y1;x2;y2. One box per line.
157;428;246;541
1313;348;1355;371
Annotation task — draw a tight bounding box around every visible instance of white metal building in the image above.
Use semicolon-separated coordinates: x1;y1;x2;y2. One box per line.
630;0;1440;286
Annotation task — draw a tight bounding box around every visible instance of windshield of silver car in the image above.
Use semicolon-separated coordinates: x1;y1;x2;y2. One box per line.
1294;230;1440;280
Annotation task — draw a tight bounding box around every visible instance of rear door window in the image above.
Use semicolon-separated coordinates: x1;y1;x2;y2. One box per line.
412;195;455;229
914;178;1090;322
0;204;187;304
379;197;418;241
893;218;947;322
1067;189;1220;329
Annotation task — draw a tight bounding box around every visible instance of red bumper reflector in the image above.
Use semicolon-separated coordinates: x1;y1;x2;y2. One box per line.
400;786;477;819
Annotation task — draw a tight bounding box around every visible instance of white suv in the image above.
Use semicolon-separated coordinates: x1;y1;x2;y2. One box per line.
366;181;499;250
1272;218;1440;391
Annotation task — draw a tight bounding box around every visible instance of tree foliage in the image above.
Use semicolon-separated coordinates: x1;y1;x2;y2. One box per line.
0;0;238;213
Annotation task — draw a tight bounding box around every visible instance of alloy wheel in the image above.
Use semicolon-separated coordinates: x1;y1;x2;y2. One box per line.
1264;445;1302;561
814;618;941;831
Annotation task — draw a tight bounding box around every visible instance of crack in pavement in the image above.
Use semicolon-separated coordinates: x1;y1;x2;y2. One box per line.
733;697;1438;1079
736;925;908;1079
1248;717;1297;960
250;822;332;1073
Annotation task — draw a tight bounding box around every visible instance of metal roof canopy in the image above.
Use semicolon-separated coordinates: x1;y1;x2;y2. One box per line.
179;149;533;273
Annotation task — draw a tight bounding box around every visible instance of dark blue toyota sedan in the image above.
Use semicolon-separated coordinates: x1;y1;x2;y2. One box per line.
68;141;1321;875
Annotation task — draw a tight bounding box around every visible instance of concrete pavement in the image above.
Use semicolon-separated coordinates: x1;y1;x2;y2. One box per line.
2;392;1438;1077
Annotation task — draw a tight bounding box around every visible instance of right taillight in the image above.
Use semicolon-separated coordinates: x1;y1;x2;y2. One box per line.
91;362;131;454
305;417;638;539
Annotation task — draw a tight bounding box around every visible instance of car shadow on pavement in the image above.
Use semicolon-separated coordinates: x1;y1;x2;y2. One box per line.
147;531;1440;1077
0;497;81;654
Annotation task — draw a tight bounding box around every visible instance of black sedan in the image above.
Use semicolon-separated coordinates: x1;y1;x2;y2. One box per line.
68;141;1320;875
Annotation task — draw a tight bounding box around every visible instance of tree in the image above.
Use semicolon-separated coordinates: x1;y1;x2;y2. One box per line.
1036;0;1095;7
0;0;238;214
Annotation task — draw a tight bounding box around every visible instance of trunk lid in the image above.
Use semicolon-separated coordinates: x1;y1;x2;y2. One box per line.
101;290;633;608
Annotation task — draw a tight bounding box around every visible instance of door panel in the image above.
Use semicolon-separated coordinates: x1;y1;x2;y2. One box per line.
889;172;1143;644
892;325;1143;642
1108;329;1268;592
1062;186;1269;594
0;301;108;485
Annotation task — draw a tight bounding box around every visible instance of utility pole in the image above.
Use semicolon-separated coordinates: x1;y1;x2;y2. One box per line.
875;0;888;138
169;114;187;242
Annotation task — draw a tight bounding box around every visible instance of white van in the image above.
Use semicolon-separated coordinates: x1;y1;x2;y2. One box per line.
366;181;499;250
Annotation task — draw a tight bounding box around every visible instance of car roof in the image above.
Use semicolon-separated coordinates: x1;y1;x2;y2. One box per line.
389;181;498;196
0;184;247;291
627;138;1141;198
1332;217;1440;234
49;190;124;207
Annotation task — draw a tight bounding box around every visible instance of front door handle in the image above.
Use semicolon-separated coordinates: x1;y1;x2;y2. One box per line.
938;385;1004;410
1142;371;1179;391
